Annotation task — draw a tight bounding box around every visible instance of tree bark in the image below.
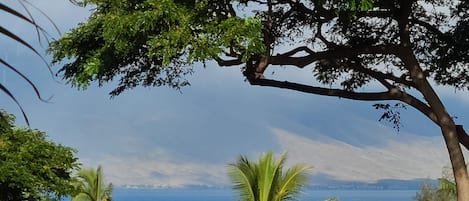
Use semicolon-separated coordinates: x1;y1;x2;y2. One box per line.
398;47;469;201
396;1;469;199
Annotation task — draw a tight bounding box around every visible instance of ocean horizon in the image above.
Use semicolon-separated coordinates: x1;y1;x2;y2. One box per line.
112;188;417;201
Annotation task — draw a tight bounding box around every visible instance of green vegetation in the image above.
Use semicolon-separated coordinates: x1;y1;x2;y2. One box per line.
414;179;456;201
0;111;79;201
414;167;457;201
72;166;113;201
228;152;311;201
48;1;469;199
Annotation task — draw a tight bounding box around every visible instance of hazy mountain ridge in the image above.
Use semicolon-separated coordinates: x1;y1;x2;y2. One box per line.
118;176;435;190
308;173;435;190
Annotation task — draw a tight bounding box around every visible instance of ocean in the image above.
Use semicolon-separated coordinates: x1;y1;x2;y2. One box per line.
112;188;417;201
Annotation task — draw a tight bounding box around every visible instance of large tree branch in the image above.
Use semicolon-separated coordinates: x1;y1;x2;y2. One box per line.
249;78;438;125
250;78;396;101
270;45;399;68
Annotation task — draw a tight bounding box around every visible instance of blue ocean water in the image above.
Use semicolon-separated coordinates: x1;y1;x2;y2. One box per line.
113;188;417;201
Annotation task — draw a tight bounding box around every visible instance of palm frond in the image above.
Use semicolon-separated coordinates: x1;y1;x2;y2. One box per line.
229;152;311;201
228;156;257;201
0;58;49;102
71;192;92;201
74;166;113;201
276;165;312;201
258;152;277;201
0;83;29;125
0;1;58;125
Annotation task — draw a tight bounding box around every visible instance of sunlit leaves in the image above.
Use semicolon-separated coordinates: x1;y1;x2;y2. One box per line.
49;0;265;96
0;112;79;200
228;152;311;201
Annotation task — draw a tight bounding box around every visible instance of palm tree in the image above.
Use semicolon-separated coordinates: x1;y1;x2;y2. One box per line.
72;166;113;201
228;152;312;201
1;0;79;125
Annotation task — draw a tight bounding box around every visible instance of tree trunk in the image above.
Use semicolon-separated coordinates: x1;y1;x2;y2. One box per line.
440;117;469;201
401;56;469;201
399;47;469;201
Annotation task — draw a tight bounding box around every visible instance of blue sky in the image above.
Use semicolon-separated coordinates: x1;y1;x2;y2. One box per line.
2;0;469;187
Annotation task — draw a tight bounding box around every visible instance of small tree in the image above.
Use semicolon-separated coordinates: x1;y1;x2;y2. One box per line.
0;111;79;200
72;166;113;201
228;152;311;201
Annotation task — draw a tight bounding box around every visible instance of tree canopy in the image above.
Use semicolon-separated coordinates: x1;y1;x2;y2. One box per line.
0;111;79;201
49;0;469;200
49;0;468;96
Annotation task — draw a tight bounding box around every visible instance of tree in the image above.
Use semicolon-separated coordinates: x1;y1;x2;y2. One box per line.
0;111;79;201
72;166;113;201
48;0;469;200
228;152;311;201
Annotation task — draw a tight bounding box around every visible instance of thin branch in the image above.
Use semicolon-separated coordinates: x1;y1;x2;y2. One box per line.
274;46;315;57
351;63;417;88
316;22;337;48
410;18;455;45
214;57;243;67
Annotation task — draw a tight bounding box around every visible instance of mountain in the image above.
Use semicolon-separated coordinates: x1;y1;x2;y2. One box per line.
309;173;436;190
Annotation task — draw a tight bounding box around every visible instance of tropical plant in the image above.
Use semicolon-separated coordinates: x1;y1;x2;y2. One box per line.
72;166;113;201
0;111;79;201
228;152;311;201
0;0;57;124
1;0;82;125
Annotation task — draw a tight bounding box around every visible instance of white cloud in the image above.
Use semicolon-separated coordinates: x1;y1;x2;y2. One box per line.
272;128;463;182
80;155;228;188
83;126;463;187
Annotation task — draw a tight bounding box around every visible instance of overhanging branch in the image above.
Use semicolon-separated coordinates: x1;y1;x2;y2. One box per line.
249;77;438;126
250;78;395;101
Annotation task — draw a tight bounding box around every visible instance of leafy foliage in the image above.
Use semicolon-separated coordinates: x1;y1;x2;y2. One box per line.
414;166;457;201
373;103;406;131
0;111;79;201
49;0;469;199
228;152;311;201
49;0;265;96
414;180;456;201
72;166;113;201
